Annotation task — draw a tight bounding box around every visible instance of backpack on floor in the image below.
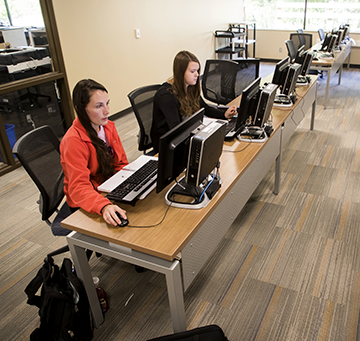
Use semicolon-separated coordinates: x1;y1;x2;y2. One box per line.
25;256;93;341
147;324;229;341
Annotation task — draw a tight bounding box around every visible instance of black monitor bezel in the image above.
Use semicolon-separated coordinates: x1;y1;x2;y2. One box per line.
272;57;290;86
320;33;331;51
233;77;262;133
156;108;205;193
295;45;305;64
327;34;337;52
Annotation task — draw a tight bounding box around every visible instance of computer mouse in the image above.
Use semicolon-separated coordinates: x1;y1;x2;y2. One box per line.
115;212;129;227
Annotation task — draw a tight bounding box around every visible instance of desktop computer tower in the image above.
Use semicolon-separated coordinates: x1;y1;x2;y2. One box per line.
253;83;277;127
283;63;302;96
186;120;227;187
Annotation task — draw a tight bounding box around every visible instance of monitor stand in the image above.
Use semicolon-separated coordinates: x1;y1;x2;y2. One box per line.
165;174;221;209
273;94;293;108
238;125;268;143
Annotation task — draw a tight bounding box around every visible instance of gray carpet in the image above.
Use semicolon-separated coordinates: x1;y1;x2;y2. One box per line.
1;63;360;341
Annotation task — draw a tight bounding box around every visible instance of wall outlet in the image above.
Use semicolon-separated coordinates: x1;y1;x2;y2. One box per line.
135;29;141;39
279;47;282;53
26;114;32;123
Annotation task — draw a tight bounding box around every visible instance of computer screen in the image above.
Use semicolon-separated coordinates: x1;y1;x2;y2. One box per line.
232;77;261;134
320;33;332;51
156;108;205;194
295;45;305;64
272;57;290;90
342;25;349;39
334;29;344;46
325;34;337;52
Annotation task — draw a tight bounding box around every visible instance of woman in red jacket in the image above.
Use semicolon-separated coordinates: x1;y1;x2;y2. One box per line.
55;79;128;233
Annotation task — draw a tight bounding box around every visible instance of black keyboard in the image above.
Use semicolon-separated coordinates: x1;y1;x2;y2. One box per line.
225;118;237;136
106;159;158;204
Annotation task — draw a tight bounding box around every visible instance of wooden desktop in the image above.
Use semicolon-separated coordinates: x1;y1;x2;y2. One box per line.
63;75;318;333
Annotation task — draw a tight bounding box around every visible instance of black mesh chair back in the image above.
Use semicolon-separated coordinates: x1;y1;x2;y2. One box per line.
285;39;297;61
233;58;260;96
13;125;69;257
13;125;64;224
290;33;313;51
128;84;161;154
318;28;325;41
202;59;239;105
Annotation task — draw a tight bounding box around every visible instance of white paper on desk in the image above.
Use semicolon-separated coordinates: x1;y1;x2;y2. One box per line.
97;154;158;193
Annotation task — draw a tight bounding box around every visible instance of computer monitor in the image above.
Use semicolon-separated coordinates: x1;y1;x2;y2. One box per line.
327;34;337;52
233;77;262;132
320;33;332;51
342;25;349;39
334;29;344;46
295;45;305;64
272;57;290;88
156;108;205;194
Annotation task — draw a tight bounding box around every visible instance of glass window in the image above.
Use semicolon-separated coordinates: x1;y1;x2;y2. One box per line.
0;2;10;26
245;0;360;32
6;0;44;27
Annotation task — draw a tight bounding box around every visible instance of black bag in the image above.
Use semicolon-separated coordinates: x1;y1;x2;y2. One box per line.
147;324;229;340
25;256;93;341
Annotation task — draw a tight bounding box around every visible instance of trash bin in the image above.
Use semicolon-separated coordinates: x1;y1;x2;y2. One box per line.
0;124;16;162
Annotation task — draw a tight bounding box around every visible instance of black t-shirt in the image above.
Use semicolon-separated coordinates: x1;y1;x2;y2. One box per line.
150;82;226;153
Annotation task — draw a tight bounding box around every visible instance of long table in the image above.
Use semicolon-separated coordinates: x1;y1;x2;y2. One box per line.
310;40;352;109
63;76;318;333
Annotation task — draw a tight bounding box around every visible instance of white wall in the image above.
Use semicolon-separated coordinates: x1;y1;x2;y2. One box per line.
52;0;245;115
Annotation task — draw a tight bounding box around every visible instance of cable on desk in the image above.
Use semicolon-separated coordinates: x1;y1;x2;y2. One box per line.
127;202;173;228
223;136;252;153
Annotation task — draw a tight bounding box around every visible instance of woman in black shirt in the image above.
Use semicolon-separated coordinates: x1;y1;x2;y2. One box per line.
150;50;237;153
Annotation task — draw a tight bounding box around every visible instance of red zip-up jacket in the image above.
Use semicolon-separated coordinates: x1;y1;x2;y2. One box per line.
60;118;128;215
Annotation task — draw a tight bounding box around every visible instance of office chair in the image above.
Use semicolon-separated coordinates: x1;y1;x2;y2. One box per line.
290;32;313;51
285;39;297;62
233;58;260;95
318;28;325;41
201;59;239;105
12;125;70;258
128;84;161;155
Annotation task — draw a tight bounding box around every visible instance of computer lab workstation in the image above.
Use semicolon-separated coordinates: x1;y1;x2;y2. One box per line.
285;24;353;109
62;54;318;332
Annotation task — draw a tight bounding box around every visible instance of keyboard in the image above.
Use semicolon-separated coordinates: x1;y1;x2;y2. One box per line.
106;159;158;204
225;117;236;135
316;52;333;59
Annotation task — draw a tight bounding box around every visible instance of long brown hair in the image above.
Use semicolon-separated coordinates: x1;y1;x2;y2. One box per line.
171;51;201;117
72;79;115;182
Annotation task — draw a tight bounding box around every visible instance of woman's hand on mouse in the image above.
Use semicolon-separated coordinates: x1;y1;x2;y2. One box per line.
224;106;237;119
102;204;127;226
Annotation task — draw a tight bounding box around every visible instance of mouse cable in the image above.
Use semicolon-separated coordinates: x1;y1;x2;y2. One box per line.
127;202;173;228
